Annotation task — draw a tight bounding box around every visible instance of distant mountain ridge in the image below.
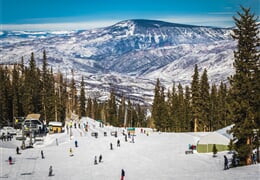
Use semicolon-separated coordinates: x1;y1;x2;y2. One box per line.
0;19;236;104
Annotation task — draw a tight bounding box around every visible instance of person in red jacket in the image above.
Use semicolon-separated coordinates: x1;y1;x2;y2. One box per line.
121;169;125;180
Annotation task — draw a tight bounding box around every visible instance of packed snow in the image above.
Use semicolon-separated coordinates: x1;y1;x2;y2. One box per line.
0;117;259;180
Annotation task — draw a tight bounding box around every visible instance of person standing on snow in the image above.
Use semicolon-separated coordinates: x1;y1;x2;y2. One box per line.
99;154;102;163
117;139;120;147
70;148;73;156
224;155;229;170
94;156;98;165
16;146;20;154
48;165;53;176
121;169;125;180
41;150;44;159
75;140;78;147
8;156;12;165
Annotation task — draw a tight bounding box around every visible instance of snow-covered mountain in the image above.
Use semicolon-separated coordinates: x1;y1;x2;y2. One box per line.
0;19;236;104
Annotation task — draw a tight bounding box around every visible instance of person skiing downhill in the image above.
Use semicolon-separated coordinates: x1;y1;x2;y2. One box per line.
48;165;53;176
94;156;98;165
99;154;102;163
70;148;73;156
121;169;125;180
41;150;44;159
8;156;12;165
117;139;120;147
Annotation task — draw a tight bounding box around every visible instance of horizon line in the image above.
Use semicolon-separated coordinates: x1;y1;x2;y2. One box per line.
0;17;237;31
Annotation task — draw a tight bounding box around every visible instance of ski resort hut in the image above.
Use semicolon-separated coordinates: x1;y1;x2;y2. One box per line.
197;132;230;153
48;121;63;133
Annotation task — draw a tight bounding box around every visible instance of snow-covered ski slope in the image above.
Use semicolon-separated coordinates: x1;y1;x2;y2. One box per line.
0;117;259;180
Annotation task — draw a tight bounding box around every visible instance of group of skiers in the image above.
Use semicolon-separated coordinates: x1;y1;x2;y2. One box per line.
94;154;103;165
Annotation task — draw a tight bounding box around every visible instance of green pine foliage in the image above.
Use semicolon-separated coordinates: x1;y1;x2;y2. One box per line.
200;69;210;131
79;76;86;119
229;7;259;165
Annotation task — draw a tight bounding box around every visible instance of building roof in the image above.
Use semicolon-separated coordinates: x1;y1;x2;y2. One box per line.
198;132;230;145
48;121;63;127
26;114;41;120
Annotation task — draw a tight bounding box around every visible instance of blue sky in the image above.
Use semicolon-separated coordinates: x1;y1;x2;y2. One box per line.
0;0;259;30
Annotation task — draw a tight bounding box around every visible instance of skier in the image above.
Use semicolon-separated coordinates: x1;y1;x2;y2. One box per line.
224;155;229;170
94;156;98;165
70;148;73;156
132;136;135;143
121;169;125;180
8;156;12;165
41;150;44;159
56;138;58;146
75;140;78;147
48;165;53;176
117;139;120;147
252;152;257;164
99;154;102;163
16;146;20;154
110;143;113;150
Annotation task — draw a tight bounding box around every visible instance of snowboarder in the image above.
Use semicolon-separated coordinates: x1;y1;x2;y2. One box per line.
121;169;125;180
99;154;102;163
41;150;44;159
110;143;113;150
48;165;53;176
16;146;20;154
75;140;78;147
224;155;229;170
8;156;12;165
94;156;98;165
117;139;120;147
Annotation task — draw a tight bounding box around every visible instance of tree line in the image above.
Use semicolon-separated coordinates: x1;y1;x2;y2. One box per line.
151;7;259;165
151;67;231;132
0;51;147;128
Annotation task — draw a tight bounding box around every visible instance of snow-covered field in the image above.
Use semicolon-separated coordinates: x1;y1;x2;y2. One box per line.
1;117;259;180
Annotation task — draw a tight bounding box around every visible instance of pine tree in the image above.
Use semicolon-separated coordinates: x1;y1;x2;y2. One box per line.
210;84;218;131
79;76;86;119
86;97;92;118
177;83;185;131
152;78;162;131
200;69;210;131
184;86;192;132
229;7;259;165
191;64;201;132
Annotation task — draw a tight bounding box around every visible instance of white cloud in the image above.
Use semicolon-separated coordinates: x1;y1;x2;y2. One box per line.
0;20;118;31
0;15;235;31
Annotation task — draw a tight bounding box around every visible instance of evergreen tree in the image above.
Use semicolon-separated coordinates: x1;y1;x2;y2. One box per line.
229;7;259;165
79;76;86;119
191;64;201;132
177;83;185;131
86;97;92;118
184;86;192;132
107;89;117;126
210;84;218;131
200;69;210;131
152;78;162;131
